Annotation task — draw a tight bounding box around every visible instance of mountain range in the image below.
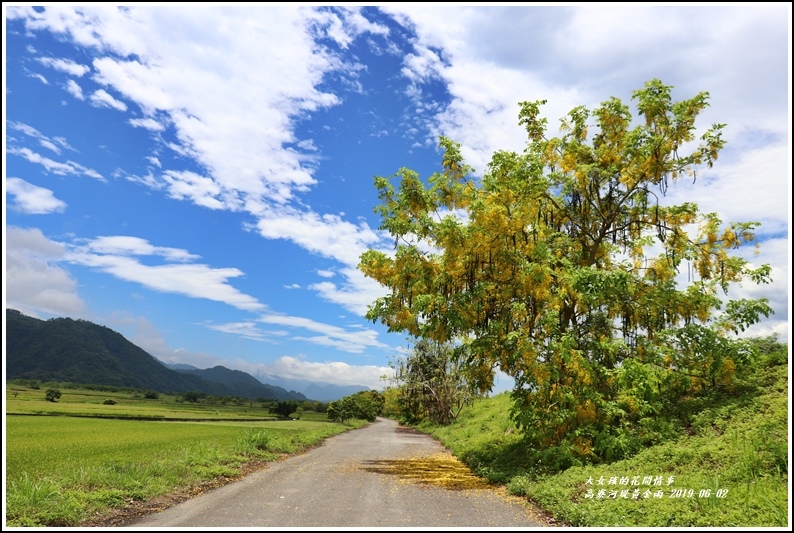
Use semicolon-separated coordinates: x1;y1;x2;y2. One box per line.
4;309;369;402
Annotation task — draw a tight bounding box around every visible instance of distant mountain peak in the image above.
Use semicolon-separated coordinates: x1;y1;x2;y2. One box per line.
5;310;308;401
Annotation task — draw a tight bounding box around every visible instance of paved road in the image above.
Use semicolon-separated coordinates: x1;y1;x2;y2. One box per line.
127;417;550;528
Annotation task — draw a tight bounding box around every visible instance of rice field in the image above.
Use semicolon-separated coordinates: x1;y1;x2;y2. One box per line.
4;384;365;527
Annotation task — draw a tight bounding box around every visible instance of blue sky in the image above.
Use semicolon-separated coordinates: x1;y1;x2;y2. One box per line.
3;5;791;393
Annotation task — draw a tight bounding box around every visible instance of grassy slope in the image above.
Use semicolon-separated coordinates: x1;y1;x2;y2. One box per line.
415;356;789;527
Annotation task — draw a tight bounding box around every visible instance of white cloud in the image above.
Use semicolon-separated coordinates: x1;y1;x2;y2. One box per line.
65;79;84;99
8;146;104;180
4;227;86;316
254;206;384;267
65;246;267;312
129;117;164;131
253;207;392;315
38;139;60;154
401;42;444;84
257;313;388;353
309;266;388;317
37;56;90;76
205;321;270;341
6;178;67;214
6;6;390;213
160;170;226;210
6;232;266;316
9;121;44;138
122;170;161;190
8;121;75;155
309;6;389;50
663;139;790;239
90;88;128;111
728;236;790;343
383;5;789;176
51;136;74;151
81;236;200;262
7;6;399;322
76;8;347;207
28;71;48;84
261;355;392;390
296;139;317;151
6;228;266;315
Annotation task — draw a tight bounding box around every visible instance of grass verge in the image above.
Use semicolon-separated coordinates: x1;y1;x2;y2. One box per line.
414;352;789;527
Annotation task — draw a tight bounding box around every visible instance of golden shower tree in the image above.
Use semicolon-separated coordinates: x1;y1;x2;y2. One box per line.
359;79;773;463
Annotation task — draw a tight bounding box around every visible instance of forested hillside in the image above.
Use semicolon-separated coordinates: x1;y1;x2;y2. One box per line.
174;365;308;401
5;309;307;401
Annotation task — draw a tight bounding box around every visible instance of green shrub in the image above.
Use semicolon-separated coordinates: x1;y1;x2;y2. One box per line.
45;389;61;402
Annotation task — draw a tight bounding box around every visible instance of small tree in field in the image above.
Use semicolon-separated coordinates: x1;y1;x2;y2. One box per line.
45;389;61;402
270;401;297;419
181;390;204;403
359;79;773;464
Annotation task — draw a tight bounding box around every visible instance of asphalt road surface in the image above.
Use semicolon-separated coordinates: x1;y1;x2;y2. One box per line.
126;417;551;528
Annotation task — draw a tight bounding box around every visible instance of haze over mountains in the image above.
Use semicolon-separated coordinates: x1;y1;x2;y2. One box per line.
4;309;369;402
162;362;369;402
